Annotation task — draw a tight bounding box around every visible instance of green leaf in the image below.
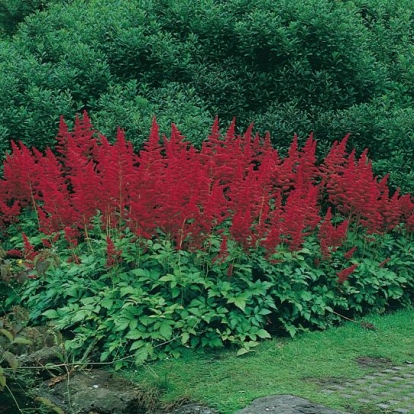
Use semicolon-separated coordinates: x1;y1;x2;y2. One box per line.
181;332;190;345
256;329;271;339
236;348;252;356
258;309;272;316
100;297;114;309
72;310;92;323
12;337;33;346
3;351;18;372
300;291;313;301
131;268;148;277
159;274;175;282
134;347;149;365
114;360;124;371
159;322;173;340
0;368;6;390
42;309;59;319
120;286;136;296
81;297;97;305
125;330;143;340
0;329;13;342
130;340;145;351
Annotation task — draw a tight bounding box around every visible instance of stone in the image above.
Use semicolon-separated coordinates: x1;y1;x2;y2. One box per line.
161;403;218;414
234;395;350;414
35;369;162;414
18;345;63;367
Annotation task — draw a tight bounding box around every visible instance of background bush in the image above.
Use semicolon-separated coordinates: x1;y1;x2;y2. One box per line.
0;0;414;188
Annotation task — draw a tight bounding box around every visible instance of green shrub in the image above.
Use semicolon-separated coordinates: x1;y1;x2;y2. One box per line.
93;81;212;149
0;0;49;37
1;0;414;186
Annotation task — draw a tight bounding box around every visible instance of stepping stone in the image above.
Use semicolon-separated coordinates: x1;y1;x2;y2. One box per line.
235;395;350;414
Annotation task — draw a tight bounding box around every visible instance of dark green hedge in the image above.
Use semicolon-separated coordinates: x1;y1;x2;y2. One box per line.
1;0;414;189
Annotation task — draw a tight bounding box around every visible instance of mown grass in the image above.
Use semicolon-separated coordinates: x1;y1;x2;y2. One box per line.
121;308;414;413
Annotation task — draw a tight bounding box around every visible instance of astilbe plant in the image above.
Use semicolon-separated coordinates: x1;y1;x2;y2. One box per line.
0;112;413;260
1;112;414;364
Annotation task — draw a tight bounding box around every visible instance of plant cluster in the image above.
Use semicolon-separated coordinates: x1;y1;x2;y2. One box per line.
0;305;62;396
0;113;412;366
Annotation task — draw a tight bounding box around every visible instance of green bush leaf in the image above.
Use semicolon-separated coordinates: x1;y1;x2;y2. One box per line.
256;329;271;339
159;322;173;340
42;309;59;319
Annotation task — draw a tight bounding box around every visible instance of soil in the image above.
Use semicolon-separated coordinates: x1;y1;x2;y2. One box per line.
355;356;393;368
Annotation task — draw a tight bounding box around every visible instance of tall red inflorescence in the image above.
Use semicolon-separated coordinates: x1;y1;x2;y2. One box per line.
0;112;413;259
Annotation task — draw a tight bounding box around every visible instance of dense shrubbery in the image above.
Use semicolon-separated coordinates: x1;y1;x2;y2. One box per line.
1;113;413;366
1;0;414;188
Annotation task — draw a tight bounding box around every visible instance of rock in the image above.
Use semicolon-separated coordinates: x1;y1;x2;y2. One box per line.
159;402;218;414
35;369;161;414
234;395;350;414
18;345;63;367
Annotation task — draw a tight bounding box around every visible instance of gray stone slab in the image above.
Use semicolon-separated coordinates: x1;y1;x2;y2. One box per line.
376;403;390;409
235;395;350;414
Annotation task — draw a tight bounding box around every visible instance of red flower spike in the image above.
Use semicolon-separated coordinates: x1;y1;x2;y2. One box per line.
22;233;37;262
343;246;357;260
379;258;391;267
106;236;122;268
337;264;358;283
6;249;23;258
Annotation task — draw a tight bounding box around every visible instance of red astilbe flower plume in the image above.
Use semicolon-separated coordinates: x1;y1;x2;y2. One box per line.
275;133;320;193
35;148;76;234
129;118;165;238
96;128;139;229
337;263;358;283
106;236;122;268
320;134;350;185
318;207;349;259
212;236;229;264
0;199;21;228
280;184;320;251
275;134;300;192
379;258;391;267
343;246;357;260
201;120;281;249
64;226;79;248
377;188;402;232
56;111;100;170
321;141;384;232
0;141;41;209
200;118;240;189
299;133;320;186
68;153;103;230
22;232;37;263
397;194;414;232
156;125;211;248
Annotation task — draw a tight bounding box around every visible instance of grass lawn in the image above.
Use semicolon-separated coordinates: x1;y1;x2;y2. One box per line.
120;308;414;413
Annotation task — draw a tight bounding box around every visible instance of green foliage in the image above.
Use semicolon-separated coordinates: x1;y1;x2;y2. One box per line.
94;81;212;148
0;0;48;37
19;228;276;367
0;305;62;394
0;0;414;188
11;218;414;368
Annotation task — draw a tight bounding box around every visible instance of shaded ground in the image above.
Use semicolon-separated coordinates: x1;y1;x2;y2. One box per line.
2;353;414;413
